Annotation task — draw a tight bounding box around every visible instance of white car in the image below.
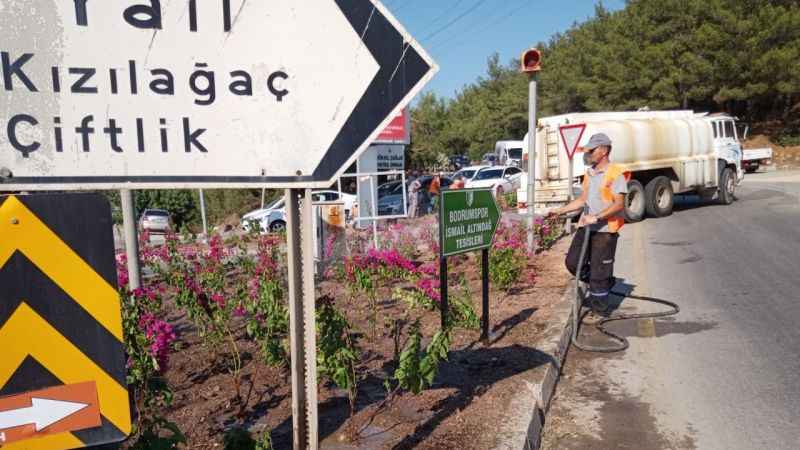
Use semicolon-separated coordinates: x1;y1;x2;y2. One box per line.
241;191;357;233
453;165;490;183
242;198;287;233
311;190;357;214
465;166;524;195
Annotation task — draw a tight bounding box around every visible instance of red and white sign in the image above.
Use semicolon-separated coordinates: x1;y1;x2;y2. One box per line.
375;108;410;145
559;124;587;160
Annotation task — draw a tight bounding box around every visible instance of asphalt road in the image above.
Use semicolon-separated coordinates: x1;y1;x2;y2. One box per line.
542;170;800;450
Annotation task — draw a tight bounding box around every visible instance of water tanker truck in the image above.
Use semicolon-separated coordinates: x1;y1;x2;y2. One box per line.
517;110;744;221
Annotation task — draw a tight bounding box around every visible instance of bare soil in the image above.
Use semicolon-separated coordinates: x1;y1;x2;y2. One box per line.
140;233;571;450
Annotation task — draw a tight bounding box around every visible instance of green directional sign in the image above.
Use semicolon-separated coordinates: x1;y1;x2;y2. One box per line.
440;188;501;257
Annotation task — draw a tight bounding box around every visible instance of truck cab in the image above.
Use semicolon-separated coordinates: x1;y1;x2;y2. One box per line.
708;115;744;183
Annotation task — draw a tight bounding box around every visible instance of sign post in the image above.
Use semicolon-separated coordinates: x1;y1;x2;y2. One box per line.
558;124;586;234
120;190;141;290
439;189;501;341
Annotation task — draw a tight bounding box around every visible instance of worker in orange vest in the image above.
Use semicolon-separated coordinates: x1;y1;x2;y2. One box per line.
550;133;629;316
428;173;441;213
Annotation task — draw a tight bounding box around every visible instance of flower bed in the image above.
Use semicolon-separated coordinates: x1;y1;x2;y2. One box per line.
119;214;565;449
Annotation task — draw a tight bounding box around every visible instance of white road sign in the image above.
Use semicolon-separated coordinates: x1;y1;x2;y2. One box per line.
0;1;436;190
559;123;587;160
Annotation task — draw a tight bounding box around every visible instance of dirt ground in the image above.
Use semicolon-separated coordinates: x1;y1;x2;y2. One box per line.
150;234;571;450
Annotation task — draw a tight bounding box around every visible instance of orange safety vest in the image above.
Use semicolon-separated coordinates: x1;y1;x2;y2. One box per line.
582;164;631;233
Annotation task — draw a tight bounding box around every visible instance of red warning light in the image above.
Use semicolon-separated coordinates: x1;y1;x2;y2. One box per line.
521;49;542;73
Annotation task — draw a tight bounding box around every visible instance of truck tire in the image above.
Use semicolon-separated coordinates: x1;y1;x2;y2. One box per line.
645;176;674;218
745;165;758;173
718;167;736;205
624;180;645;223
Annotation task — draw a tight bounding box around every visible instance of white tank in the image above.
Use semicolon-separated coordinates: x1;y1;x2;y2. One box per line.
536;110;714;178
519;110;724;209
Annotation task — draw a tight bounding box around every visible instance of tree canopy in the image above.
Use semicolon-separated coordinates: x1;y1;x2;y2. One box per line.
409;0;800;167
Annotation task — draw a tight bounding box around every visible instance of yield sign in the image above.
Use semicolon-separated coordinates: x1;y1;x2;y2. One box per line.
559;124;587;160
0;1;437;190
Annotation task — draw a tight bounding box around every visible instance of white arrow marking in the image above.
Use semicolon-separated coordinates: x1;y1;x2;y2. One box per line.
0;398;88;432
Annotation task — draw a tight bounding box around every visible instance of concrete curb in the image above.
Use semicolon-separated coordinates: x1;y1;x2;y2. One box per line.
491;287;574;450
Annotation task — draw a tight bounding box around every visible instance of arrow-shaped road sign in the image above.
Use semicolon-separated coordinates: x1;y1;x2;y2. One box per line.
0;398;89;433
0;382;102;446
559;123;587;160
0;1;437;190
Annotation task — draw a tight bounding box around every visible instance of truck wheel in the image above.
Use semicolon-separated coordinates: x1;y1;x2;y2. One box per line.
745;165;758;173
718;167;736;205
645;176;674;218
624;180;645;223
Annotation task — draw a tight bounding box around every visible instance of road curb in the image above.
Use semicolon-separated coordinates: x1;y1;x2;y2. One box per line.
492;286;574;450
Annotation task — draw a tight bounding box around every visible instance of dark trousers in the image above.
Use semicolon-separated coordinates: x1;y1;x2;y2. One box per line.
565;228;619;300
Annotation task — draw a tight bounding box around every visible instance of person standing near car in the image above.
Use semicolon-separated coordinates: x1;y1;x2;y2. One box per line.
408;175;421;218
428;174;441;212
549;133;628;315
450;175;465;190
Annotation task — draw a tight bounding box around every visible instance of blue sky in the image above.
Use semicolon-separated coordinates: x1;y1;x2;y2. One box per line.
383;0;626;99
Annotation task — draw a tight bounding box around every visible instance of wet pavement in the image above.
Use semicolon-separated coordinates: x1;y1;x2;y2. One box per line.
542;170;800;450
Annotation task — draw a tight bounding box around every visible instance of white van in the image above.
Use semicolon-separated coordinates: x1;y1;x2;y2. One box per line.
494;140;524;167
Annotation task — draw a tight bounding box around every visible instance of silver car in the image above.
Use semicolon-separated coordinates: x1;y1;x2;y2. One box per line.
139;208;172;233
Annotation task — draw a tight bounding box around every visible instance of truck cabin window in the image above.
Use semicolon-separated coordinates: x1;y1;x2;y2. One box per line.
724;121;735;139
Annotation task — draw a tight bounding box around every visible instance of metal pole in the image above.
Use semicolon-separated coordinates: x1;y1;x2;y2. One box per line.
370;176;378;249
481;248;490;342
261;187;267;209
199;189;208;237
526;75;538;253
120;189;141;290
439;255;448;329
566;158;574;234
300;188;319;450
285;189;307;450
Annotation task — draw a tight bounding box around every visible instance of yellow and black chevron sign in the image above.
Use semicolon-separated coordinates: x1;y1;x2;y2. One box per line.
0;194;131;449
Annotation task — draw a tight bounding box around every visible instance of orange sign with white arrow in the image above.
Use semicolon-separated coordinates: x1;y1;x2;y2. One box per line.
0;382;101;445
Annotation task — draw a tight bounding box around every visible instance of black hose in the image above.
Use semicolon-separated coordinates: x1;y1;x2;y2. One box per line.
570;213;680;353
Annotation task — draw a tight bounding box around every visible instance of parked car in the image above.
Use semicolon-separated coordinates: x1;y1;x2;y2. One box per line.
465;166;523;196
242;198;286;233
138;208;171;233
377;180;405;216
449;154;471;171
311;190;357;214
453;165;489;184
376;175;453;216
242;190;357;233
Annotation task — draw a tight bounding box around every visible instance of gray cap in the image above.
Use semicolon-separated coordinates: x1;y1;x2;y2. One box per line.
584;133;612;150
